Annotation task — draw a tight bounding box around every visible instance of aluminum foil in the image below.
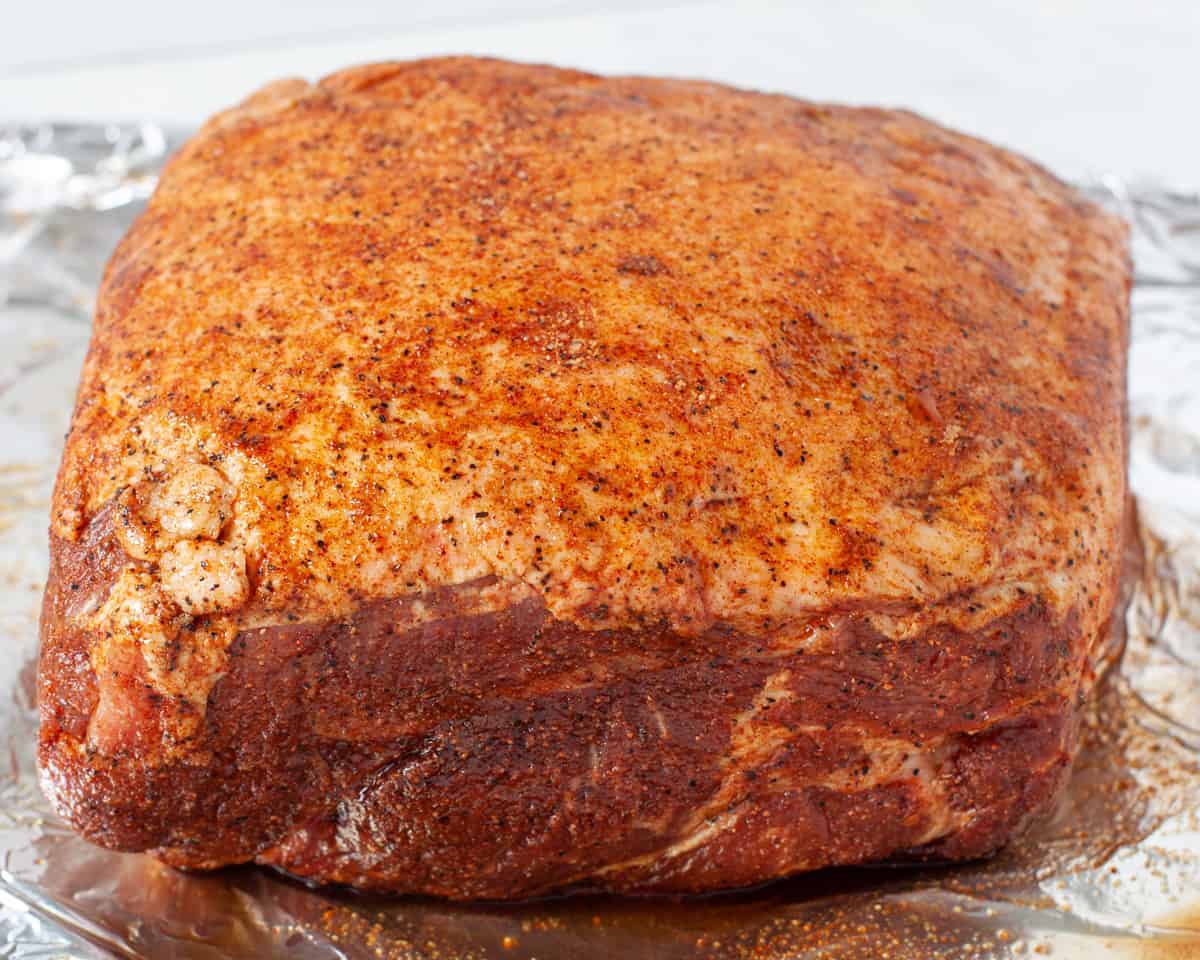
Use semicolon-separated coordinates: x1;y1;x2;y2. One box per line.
0;123;1197;959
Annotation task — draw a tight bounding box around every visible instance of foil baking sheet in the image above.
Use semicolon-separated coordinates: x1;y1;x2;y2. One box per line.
0;122;1197;959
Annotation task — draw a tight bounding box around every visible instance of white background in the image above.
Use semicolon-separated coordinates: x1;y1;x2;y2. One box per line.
3;1;1199;187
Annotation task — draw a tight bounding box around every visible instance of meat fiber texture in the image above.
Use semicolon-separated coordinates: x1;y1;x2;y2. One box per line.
37;57;1130;899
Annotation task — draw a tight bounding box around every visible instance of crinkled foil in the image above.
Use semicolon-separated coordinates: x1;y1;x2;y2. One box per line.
0;123;1197;960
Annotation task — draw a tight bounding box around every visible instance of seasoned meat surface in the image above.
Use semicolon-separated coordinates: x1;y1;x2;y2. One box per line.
38;57;1130;898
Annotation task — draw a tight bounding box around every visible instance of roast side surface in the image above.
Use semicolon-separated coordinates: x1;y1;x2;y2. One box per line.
37;57;1130;898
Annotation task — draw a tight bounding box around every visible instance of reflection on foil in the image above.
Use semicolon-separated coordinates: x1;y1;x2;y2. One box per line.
0;123;1197;958
0;123;176;315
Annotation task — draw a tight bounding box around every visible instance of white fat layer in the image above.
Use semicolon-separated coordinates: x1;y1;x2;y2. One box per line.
85;567;237;753
147;462;234;542
160;539;250;615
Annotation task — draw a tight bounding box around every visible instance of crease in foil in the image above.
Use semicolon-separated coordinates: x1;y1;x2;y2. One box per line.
0;122;1197;959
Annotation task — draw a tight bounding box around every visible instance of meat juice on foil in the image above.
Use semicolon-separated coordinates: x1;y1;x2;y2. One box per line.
0;123;1196;960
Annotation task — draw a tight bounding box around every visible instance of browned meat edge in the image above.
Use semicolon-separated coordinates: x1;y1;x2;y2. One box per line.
39;502;1093;899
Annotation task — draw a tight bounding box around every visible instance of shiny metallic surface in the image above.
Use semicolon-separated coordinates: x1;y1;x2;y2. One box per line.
0;123;1196;958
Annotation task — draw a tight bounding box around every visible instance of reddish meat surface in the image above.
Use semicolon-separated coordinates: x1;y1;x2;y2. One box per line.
38;57;1130;898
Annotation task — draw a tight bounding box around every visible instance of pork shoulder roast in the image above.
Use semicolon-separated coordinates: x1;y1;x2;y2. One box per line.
38;58;1130;898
